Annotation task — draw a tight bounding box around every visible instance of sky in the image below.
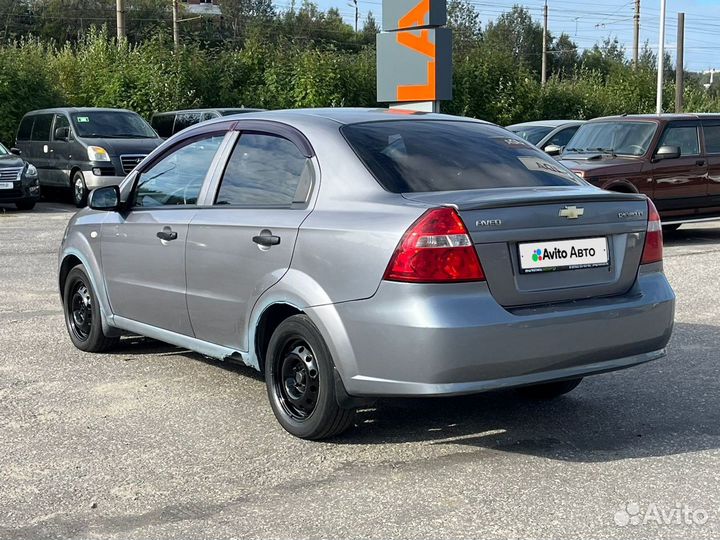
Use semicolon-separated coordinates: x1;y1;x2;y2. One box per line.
278;0;720;72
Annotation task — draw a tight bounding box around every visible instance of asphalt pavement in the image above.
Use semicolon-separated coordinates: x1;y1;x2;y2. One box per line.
0;201;718;540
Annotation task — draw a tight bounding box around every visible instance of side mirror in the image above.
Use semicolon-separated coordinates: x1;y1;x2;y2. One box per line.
54;127;70;141
544;144;563;157
10;147;21;156
89;185;121;211
654;145;681;161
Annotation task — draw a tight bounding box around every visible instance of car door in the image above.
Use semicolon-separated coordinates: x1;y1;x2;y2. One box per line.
101;130;228;335
702;120;720;200
48;113;72;187
29;114;54;186
185;127;316;351
651;121;708;212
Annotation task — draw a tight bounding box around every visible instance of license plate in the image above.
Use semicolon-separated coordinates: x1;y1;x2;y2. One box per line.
0;182;13;190
519;237;609;273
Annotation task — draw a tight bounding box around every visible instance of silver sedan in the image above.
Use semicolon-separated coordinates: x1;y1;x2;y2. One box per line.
58;109;675;439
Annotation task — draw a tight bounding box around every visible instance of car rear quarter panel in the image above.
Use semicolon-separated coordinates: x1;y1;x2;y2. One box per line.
283;119;428;307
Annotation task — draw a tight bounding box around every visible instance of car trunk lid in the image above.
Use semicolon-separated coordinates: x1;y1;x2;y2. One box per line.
402;187;649;307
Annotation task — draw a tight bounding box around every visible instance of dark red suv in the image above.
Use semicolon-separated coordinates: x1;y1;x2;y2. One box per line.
559;114;720;229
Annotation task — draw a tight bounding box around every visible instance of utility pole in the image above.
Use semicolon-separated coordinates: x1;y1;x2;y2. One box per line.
633;0;640;68
116;0;125;41
352;0;359;33
541;0;548;86
172;0;180;50
656;0;666;114
676;12;685;113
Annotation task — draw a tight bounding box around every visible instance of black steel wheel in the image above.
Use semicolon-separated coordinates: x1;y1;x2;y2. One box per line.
265;314;355;439
63;265;118;352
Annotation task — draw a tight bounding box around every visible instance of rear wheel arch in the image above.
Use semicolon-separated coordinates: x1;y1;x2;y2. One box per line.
255;303;304;372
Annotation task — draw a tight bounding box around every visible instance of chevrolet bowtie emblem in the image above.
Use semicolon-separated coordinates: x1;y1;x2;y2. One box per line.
559;206;585;219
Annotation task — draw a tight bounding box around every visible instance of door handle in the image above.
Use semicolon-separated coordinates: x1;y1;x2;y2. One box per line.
156;230;178;242
696;159;706;166
252;234;281;247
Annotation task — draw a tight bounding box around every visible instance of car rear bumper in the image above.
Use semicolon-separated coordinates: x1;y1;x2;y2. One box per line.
308;265;675;397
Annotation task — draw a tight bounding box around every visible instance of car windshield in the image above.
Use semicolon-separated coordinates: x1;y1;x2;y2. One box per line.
508;126;554;145
341;120;585;193
71;111;157;138
565;121;657;156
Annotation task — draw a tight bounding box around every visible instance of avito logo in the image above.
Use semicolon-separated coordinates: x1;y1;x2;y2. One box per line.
532;245;598;263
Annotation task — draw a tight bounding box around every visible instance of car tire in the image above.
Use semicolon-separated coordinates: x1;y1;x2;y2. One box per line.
63;265;118;352
72;171;88;208
265;314;355;440
518;378;583;399
15;200;36;210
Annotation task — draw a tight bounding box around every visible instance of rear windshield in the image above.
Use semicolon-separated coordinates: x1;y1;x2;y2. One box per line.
341;120;585;193
71;111;157;139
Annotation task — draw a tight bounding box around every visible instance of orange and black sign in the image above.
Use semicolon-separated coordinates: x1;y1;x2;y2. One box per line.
377;0;452;104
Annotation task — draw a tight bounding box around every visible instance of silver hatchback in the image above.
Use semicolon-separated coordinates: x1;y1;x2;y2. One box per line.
58;109;675;439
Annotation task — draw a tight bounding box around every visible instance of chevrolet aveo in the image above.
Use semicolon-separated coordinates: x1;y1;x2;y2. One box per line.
58;109;676;439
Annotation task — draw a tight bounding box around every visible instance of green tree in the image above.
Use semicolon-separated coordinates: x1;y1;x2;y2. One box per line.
483;6;544;76
550;33;578;79
447;0;482;56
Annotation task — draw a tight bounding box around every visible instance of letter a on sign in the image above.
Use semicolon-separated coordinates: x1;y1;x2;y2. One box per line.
377;0;452;104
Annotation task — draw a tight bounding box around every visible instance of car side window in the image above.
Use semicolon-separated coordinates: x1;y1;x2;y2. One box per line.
548;126;579;148
659;125;700;156
215;133;312;207
17;116;34;141
134;134;225;208
703;124;720;154
31;114;53;141
53;114;70;140
152;115;175;138
174;113;202;135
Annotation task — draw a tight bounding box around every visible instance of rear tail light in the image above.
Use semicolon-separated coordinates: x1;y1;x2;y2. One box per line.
641;199;663;265
384;207;485;283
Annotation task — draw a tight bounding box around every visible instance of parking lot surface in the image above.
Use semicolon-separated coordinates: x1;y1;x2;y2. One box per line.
1;202;719;540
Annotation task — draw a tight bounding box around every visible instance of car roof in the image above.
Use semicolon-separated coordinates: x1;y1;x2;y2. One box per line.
507;120;585;129
199;107;492;128
589;113;720;123
23;107;136;115
153;108;264;116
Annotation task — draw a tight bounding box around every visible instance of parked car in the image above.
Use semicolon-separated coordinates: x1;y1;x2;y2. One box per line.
0;142;40;210
151;108;264;138
507;120;585;155
559;114;720;230
58;109;675;439
14;108;162;207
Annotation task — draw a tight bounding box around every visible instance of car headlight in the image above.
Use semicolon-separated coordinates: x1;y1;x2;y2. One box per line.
87;146;111;162
24;163;38;178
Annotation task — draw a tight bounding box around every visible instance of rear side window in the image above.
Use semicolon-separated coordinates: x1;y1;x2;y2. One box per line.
31;114;53;141
703;124;720;154
17;116;34;141
152;114;175;138
173;112;202;134
215;133;311;206
659;125;700;156
341;120;584;193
